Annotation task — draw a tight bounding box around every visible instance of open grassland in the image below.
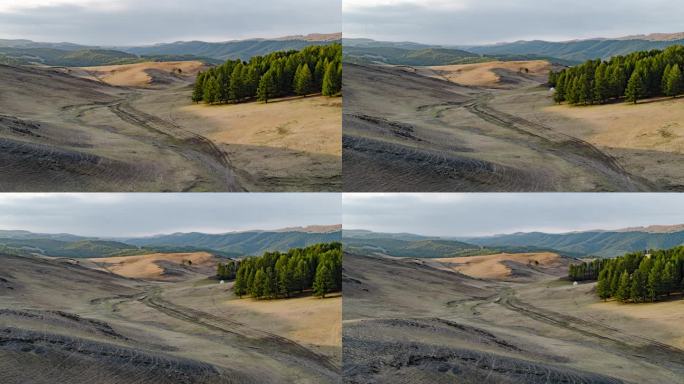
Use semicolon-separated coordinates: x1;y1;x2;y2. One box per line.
429;252;565;281
343;252;684;383
0;252;341;383
87;252;217;281
344;60;682;191
0;61;340;192
177;95;342;191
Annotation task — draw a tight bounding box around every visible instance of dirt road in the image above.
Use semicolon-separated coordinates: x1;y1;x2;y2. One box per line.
343;62;668;191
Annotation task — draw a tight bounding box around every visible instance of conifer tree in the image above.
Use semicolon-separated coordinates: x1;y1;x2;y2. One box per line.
664;63;683;97
229;64;245;101
626;69;646;104
294;63;314;96
629;269;647;303
276;255;291;298
256;71;277;103
234;267;247;298
596;268;611;301
313;262;334;298
192;72;205;103
203;76;220;104
322;61;341;96
615;271;630;302
252;269;266;299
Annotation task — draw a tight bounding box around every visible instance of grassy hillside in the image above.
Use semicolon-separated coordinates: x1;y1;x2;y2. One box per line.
343;237;490;258
466;231;684;258
467;38;684;62
124;230;342;256
125;38;340;61
0;47;218;67
343;46;488;66
0;238;145;258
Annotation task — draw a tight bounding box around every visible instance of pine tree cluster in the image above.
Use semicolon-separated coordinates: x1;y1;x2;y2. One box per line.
192;44;342;104
572;246;684;303
549;45;684;105
568;259;607;281
232;242;342;300
216;260;238;280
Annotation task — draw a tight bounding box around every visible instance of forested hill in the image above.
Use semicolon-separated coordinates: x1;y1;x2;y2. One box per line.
466;229;684;258
346;227;684;258
466;37;684;63
124;35;341;61
0;227;341;258
123;229;342;256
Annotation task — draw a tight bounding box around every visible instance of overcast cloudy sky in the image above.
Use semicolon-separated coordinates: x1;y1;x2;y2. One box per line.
343;194;684;237
0;193;341;237
344;0;684;45
0;0;341;45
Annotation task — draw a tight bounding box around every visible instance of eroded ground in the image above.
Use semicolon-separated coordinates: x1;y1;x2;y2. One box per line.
0;61;341;191
343;252;684;383
0;252;341;383
343;61;682;191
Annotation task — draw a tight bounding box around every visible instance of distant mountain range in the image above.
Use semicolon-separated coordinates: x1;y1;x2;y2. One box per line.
344;224;684;258
0;225;341;259
0;33;340;67
345;33;684;66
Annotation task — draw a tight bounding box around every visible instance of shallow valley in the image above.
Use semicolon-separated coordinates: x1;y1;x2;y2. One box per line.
343;252;684;383
343;60;684;191
0;251;341;383
0;61;341;191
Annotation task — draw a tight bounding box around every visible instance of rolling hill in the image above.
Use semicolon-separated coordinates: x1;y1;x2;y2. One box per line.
344;238;489;258
346;225;684;258
0;238;145;258
0;46;217;67
123;33;341;61
464;229;684;258
464;37;684;63
343;45;486;66
0;226;341;259
124;228;342;255
0;33;340;67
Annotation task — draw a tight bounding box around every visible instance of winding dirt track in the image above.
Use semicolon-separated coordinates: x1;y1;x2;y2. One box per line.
343;63;655;191
0;253;340;384
342;253;684;384
0;64;242;191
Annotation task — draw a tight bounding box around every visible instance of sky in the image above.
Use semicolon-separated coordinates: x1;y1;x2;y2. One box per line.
343;193;684;237
0;0;341;45
0;193;341;237
343;0;684;45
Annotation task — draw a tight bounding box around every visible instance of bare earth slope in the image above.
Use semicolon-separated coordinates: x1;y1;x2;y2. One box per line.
0;62;340;191
343;252;684;383
343;61;678;191
0;252;341;383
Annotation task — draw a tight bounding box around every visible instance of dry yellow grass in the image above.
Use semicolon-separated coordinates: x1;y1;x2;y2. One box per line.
423;60;551;87
175;95;342;190
224;293;342;349
546;97;684;154
79;61;207;87
182;95;341;156
432;252;561;279
589;299;684;349
88;252;215;280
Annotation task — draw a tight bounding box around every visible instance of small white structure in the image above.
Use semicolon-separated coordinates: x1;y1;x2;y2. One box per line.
220;280;225;284
573;281;579;286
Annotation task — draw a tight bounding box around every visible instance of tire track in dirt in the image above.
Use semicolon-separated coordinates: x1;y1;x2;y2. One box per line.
60;92;243;191
138;288;339;373
496;290;684;374
461;94;652;191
